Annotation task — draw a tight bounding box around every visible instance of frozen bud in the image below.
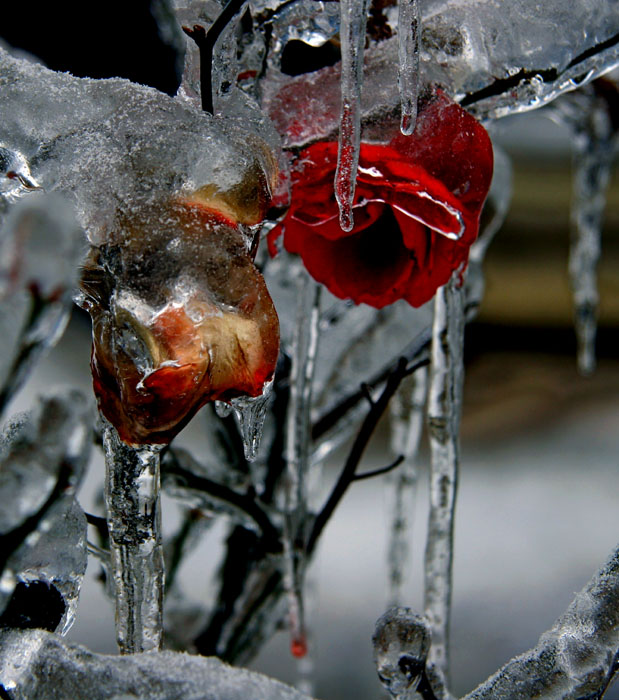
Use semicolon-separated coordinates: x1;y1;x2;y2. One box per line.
373;607;431;699
79;171;279;446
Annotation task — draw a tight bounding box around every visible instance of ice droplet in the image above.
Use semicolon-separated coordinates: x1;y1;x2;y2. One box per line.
373;607;431;699
102;422;164;654
231;379;274;462
398;0;420;135
424;271;465;680
335;0;371;231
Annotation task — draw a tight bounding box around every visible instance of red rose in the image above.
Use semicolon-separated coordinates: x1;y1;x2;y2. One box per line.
269;90;493;308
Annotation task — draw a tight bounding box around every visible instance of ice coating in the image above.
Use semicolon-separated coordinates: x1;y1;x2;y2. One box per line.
0;391;91;635
398;0;420;135
387;366;427;607
0;47;281;445
230;382;273;462
0;628;316;700
552;82;617;375
373;607;431;699
261;0;619;149
283;270;321;657
103;424;164;653
463;544;619;699
0;195;84;413
80;198;279;445
335;0;371;231
424;272;465;680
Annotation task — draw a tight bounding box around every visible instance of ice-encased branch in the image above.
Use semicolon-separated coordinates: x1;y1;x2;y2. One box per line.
0;628;315;700
463;543;619;700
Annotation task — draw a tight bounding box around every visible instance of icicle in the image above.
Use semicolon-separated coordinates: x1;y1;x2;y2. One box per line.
230;379;274;462
398;0;420;135
387;365;428;607
424;271;465;681
466;145;513;319
568;103;614;376
335;0;371;231
102;421;164;654
283;269;321;660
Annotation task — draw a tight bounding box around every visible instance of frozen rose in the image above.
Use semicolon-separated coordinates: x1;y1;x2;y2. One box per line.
269;89;493;308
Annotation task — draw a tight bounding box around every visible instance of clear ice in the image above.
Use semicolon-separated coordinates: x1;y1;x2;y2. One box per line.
552;86;616;374
261;0;619;149
373;607;431;699
398;0;420;135
230;380;274;462
387;366;428;607
424;273;465;681
103;422;164;654
462;544;619;699
0;391;91;635
283;269;321;657
334;0;371;231
0;195;84;414
0;628;316;700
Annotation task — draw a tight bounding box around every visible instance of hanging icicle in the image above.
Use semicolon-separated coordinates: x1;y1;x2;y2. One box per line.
283;268;322;660
387;366;428;607
569;102;615;375
103;421;165;654
335;0;372;231
230;379;274;462
398;0;421;135
551;83;617;375
424;271;465;681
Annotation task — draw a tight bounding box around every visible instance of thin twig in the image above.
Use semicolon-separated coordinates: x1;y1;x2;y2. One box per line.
312;329;431;440
353;454;404;482
307;357;421;555
162;455;281;553
182;0;248;114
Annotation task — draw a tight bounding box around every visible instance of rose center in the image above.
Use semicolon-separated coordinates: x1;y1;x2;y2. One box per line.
355;207;405;271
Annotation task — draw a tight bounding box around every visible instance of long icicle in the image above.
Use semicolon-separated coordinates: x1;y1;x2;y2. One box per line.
284;268;321;663
424;271;465;682
568;95;614;375
387;365;428;607
398;0;420;135
103;421;164;654
335;0;371;231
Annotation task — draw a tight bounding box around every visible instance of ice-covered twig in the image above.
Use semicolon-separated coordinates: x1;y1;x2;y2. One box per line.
102;423;164;654
462;543;619;699
161;448;280;551
182;0;248;114
424;273;465;682
0;628;315;700
387;366;428;607
283;271;321;657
